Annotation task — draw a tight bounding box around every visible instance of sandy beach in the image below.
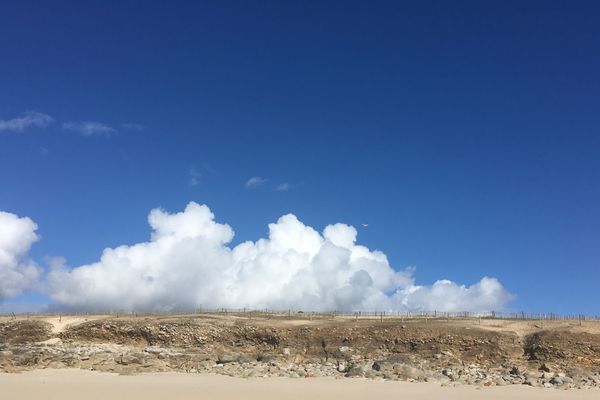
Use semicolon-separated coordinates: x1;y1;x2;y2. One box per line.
1;369;598;400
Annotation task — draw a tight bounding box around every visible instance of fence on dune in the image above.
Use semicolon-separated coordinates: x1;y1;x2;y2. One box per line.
1;308;599;322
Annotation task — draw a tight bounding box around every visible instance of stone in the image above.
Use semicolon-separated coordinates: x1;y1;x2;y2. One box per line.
333;346;353;359
542;371;555;380
36;338;63;346
395;365;422;380
523;378;539;387
244;368;263;378
346;362;368;377
539;363;551;372
550;376;564;385
118;353;145;365
509;366;522;376
217;352;240;364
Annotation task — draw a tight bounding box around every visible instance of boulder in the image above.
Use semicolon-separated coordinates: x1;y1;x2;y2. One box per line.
217;352;240;364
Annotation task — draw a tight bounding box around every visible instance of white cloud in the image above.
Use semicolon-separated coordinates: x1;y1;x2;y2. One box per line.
394;277;512;312
0;111;54;132
189;168;202;187
245;176;267;188
47;202;511;312
275;182;294;191
62;121;116;136
0;211;41;301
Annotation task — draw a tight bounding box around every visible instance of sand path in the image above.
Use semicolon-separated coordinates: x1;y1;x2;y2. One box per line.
1;369;597;400
44;316;92;333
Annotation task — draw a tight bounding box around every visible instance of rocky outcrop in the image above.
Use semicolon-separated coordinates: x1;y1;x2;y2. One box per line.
1;317;599;389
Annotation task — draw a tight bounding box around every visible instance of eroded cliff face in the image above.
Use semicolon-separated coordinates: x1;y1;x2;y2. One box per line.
1;315;599;389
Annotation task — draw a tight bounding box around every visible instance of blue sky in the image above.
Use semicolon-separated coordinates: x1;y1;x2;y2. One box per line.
0;1;599;314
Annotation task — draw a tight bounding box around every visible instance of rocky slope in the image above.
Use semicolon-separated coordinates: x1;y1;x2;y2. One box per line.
1;315;599;389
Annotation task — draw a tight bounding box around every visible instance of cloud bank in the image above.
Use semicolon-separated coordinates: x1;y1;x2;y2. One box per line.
46;202;511;312
0;212;41;300
0;111;54;132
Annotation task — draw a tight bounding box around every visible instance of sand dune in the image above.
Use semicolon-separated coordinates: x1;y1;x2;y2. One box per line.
1;369;598;400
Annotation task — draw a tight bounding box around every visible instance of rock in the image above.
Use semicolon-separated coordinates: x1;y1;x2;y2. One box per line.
524;370;540;380
542;371;555;380
539;363;551;372
550;376;564;385
293;354;304;364
345;363;367;377
2;315;599;389
442;368;454;378
426;375;450;385
494;377;507;386
237;353;256;363
144;346;162;354
395;365;422;380
523;378;539;387
244;368;263;378
217;352;240;364
36;338;63;346
333;346;353;359
118;353;145;365
509;366;522;376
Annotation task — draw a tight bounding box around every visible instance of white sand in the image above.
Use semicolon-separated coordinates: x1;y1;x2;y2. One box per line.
0;369;597;400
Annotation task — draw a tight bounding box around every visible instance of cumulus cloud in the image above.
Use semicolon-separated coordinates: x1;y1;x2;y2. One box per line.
0;111;54;132
0;211;41;301
245;176;267;188
62;121;116;136
47;202;511;312
395;278;512;313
